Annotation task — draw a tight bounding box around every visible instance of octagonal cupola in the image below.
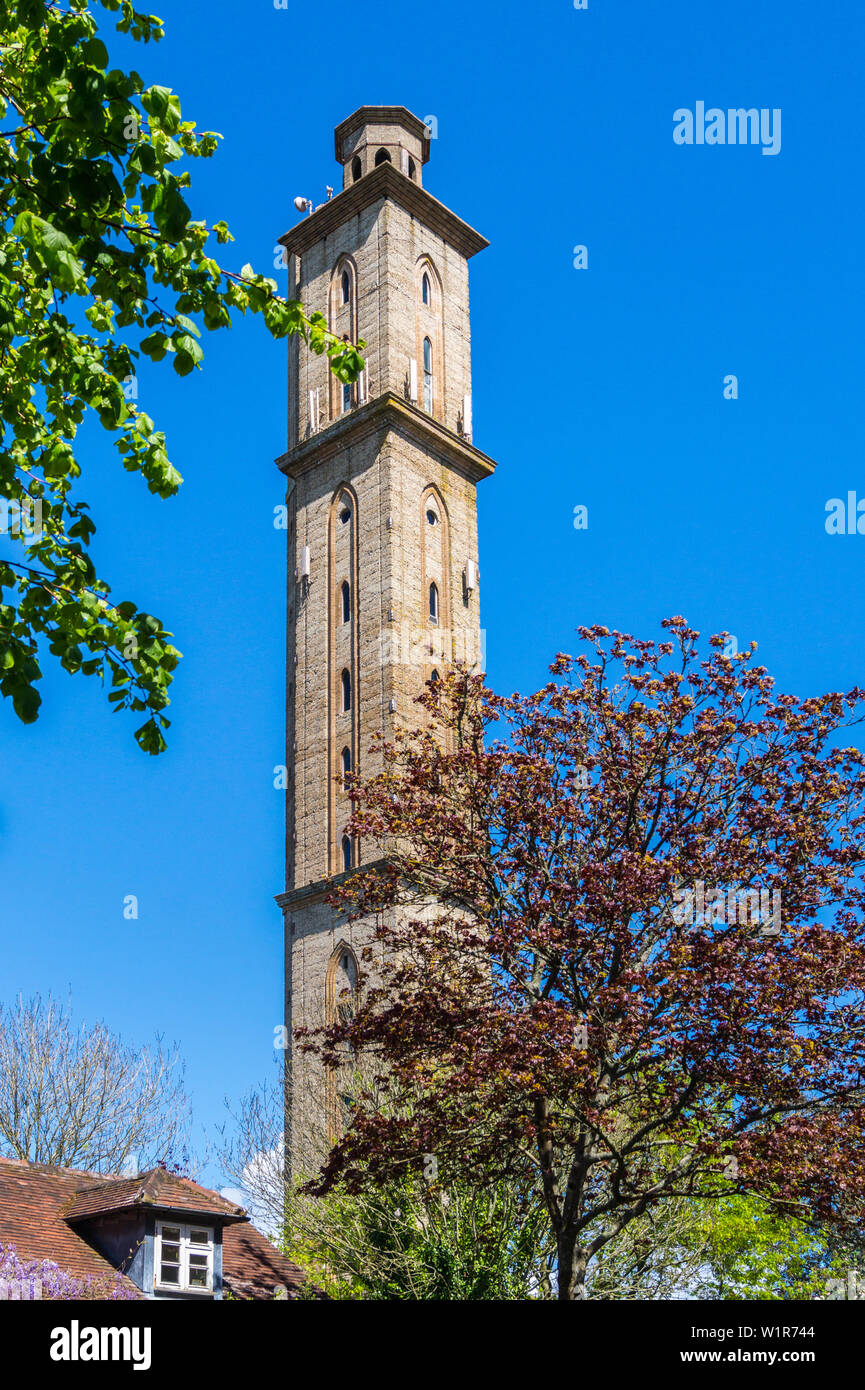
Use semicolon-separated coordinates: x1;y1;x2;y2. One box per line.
334;105;431;189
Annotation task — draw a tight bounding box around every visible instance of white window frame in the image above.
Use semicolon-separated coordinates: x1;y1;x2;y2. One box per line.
154;1220;214;1295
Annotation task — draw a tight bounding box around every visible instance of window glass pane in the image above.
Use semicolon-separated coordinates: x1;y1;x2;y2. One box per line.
189;1230;210;1246
161;1242;180;1262
161;1226;181;1242
188;1267;209;1287
189;1253;209;1267
160;1265;180;1285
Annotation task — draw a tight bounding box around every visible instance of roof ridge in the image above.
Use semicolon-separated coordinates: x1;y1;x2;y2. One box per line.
0;1156;121;1180
143;1168;245;1205
0;1157;246;1217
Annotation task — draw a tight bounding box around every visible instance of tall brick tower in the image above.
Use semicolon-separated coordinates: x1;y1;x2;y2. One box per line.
274;107;495;1169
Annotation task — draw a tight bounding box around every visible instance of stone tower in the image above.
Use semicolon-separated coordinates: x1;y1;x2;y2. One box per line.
274;106;496;1168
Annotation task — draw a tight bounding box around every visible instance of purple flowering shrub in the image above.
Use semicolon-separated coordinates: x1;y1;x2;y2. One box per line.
0;1241;140;1300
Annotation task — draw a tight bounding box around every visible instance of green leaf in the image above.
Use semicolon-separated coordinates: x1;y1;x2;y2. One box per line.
141;85;171;120
173;332;202;368
13;211;85;292
12;683;41;724
134;718;168;756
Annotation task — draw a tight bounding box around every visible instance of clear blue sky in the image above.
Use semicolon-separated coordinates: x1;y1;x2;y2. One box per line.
2;0;863;1183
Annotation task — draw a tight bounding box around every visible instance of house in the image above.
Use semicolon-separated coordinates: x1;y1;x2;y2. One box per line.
0;1156;313;1300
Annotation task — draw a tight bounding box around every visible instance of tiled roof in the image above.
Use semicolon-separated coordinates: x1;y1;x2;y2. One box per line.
0;1157;138;1291
63;1168;247;1222
0;1157;312;1301
222;1223;314;1300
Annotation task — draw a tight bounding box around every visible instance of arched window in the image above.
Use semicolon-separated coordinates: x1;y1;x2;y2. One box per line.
422;272;431;306
335;946;357;1018
341;580;350;624
423;336;433;413
341;835;352;871
325;944;359;1140
408;156;417;181
374;148;391;166
341;746;351;788
351;155;361;182
326;944;359;1022
429;582;439;624
330;264;357;420
341;669;351;712
431;668;440;683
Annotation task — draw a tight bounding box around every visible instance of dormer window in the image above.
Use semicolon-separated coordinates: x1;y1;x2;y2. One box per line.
155;1221;214;1294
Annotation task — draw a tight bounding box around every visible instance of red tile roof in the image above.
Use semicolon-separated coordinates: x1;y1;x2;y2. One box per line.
63;1168;246;1222
0;1157;139;1292
0;1157;312;1300
222;1223;311;1300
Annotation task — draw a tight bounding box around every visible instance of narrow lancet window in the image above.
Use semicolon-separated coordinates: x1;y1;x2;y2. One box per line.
423;336;433;413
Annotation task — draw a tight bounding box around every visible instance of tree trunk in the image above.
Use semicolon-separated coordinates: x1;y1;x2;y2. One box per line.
557;1236;588;1300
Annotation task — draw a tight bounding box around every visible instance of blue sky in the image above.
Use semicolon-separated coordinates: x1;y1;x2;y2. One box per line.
2;0;864;1184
